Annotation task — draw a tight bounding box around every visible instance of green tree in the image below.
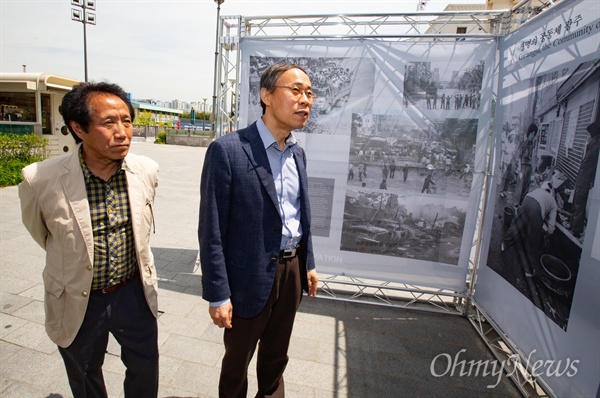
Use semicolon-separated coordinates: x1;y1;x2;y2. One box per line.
0;133;48;187
137;111;154;126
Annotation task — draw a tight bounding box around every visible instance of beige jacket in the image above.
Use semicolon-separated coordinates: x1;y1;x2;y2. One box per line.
18;149;159;348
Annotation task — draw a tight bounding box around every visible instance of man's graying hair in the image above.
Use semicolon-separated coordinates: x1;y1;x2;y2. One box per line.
60;81;135;144
259;63;308;115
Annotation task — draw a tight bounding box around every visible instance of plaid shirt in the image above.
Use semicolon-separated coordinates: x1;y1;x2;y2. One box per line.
79;149;137;290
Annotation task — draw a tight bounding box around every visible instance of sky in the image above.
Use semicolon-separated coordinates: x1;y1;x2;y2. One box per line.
1;0;485;104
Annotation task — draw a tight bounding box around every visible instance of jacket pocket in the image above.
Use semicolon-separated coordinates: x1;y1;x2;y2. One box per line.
42;274;66;331
142;202;155;240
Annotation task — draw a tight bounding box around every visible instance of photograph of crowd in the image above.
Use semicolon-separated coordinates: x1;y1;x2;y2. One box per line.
486;58;600;330
247;55;374;134
339;110;479;265
403;60;484;117
347;112;478;198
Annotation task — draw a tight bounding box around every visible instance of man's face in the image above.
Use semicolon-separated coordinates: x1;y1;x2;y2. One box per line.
261;68;313;133
72;93;133;161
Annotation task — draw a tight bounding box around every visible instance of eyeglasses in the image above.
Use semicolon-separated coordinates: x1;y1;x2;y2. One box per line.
274;85;318;101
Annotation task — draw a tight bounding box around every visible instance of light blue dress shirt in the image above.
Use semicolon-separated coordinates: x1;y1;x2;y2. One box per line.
257;117;303;250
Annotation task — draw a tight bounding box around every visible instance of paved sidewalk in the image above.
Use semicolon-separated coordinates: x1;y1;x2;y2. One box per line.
0;142;521;397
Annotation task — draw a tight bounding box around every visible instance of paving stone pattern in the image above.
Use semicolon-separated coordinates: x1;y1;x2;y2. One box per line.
0;142;522;397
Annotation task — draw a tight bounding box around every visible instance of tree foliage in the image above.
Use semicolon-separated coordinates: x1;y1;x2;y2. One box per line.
0;133;48;187
154;132;167;144
136;111;155;126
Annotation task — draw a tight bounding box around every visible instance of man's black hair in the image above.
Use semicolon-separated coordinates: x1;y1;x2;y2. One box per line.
60;81;135;143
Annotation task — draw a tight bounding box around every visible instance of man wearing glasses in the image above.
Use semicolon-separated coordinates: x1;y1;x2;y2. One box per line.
198;63;319;397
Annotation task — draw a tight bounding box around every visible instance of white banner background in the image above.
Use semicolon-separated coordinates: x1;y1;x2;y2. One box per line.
239;39;495;291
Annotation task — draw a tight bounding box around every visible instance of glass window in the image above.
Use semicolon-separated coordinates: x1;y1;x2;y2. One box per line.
41;94;51;134
0;92;36;122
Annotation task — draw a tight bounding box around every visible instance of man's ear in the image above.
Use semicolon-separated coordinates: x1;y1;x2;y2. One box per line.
70;121;85;141
260;87;271;109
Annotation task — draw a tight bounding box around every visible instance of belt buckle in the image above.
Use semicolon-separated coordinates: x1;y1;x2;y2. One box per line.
281;245;298;259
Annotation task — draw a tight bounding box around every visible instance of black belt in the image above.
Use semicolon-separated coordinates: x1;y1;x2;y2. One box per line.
279;245;299;260
92;269;139;294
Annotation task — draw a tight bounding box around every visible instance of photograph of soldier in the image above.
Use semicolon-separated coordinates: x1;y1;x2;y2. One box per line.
421;170;436;194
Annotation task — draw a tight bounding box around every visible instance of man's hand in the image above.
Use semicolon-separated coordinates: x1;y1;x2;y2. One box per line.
307;269;319;297
209;302;233;329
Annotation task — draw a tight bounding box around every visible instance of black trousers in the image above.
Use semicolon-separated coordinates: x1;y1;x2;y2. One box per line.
219;256;303;398
58;275;159;398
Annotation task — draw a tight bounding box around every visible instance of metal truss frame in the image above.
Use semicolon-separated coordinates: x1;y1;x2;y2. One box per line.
210;1;564;396
240;10;505;40
317;274;465;315
468;301;554;397
212;0;562;136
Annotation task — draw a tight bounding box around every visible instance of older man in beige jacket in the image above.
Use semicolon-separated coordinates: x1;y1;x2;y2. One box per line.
19;81;159;398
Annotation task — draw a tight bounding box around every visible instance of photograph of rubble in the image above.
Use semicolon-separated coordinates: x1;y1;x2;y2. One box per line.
340;191;467;265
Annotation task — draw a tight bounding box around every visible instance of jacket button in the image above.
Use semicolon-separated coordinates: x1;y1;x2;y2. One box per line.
270;257;277;262
82;291;88;297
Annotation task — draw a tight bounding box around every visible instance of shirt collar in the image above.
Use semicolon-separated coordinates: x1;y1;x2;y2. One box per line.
78;145;128;182
257;117;297;151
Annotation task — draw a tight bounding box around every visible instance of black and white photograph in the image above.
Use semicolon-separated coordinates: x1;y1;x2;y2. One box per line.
240;40;493;288
403;60;484;119
347;112;478;198
246;55;375;134
340;191;467;265
485;59;600;330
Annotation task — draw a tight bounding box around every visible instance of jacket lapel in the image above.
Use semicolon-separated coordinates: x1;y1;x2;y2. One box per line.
60;151;94;266
240;124;279;209
292;147;308;193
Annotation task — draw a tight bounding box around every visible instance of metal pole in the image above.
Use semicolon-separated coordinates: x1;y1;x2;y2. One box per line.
71;1;96;83
211;0;224;138
83;20;88;82
203;98;207;129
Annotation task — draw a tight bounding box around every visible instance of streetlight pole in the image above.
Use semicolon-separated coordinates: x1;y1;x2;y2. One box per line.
211;0;224;137
202;98;207;129
71;0;96;82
